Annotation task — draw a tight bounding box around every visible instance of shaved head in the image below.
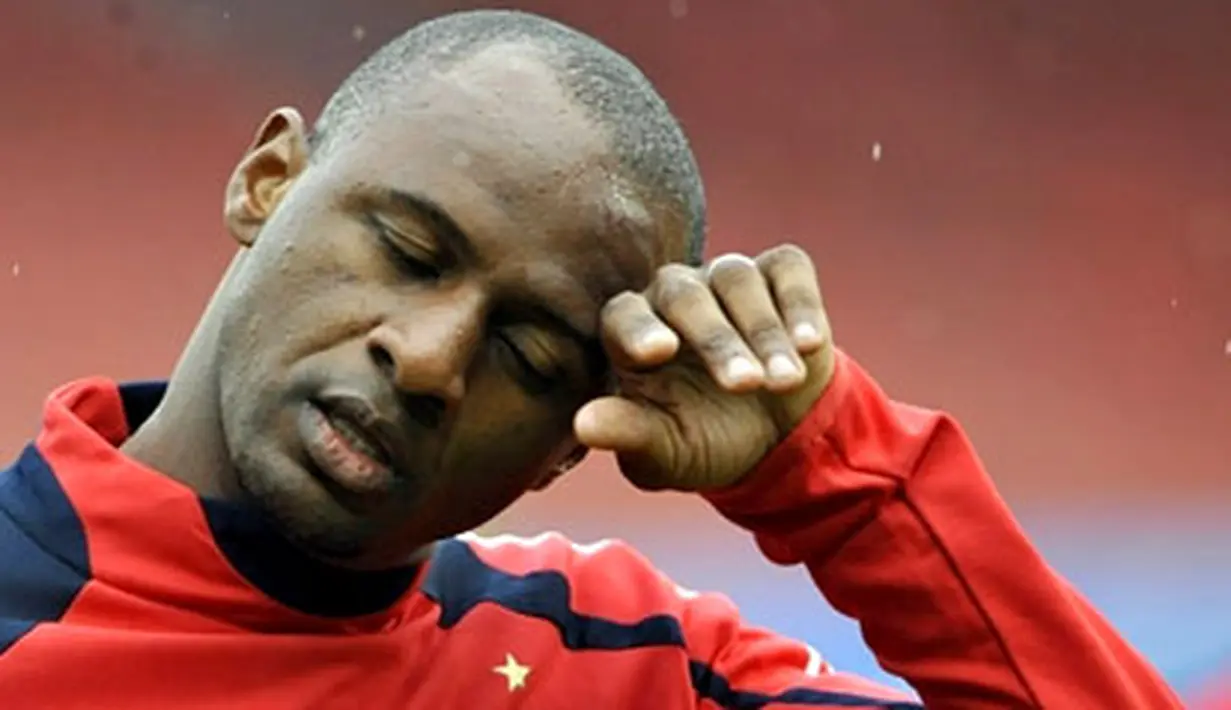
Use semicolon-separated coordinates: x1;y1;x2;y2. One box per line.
310;9;707;264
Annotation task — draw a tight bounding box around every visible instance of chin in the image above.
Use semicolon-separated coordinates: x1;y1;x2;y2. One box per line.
287;523;436;571
271;507;420;570
284;524;369;562
235;451;370;546
257;473;441;571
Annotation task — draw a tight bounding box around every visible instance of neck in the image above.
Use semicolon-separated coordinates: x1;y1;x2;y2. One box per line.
121;253;245;501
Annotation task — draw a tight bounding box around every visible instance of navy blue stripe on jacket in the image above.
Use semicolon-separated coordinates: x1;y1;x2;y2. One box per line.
423;538;922;709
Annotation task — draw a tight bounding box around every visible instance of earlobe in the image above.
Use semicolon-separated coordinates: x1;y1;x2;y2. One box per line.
223;107;310;247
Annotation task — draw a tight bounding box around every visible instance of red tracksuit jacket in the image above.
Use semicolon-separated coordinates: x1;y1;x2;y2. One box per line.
0;351;1181;708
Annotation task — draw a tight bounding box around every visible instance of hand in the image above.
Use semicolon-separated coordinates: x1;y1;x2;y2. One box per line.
574;245;836;491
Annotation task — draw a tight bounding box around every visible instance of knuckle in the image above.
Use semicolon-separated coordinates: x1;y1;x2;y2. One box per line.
706;253;760;289
600;290;643;323
745;319;789;352
758;243;812;270
693;329;743;360
653;268;708;308
654;263;701;286
778;282;821;307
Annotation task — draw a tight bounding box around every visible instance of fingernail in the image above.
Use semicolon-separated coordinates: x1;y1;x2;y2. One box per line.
641;326;677;350
794;323;819;342
574;406;597;435
726;357;761;383
767;354;798;381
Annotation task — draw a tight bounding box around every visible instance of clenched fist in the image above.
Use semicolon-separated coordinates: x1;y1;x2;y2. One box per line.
574;245;836;491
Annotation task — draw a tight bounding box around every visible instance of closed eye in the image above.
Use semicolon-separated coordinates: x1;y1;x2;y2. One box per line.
369;217;442;281
494;334;564;396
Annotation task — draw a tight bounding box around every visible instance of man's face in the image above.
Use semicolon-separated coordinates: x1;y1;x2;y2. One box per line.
215;47;683;568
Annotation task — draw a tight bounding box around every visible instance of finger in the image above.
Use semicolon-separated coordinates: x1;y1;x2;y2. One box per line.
756;244;827;352
599;290;680;371
574;397;680;490
707;253;805;392
573;396;659;455
649;264;764;391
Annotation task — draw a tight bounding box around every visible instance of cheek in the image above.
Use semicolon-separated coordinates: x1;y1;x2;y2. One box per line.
441;381;577;488
231;229;388;365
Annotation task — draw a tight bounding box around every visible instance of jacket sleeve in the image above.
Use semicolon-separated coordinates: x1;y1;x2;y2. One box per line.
689;349;1182;709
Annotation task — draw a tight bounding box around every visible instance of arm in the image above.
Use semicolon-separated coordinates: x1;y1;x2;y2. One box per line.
678;586;923;709
698;350;1181;709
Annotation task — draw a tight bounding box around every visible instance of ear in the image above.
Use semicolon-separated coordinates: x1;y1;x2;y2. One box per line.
224;107;309;247
530;445;589;492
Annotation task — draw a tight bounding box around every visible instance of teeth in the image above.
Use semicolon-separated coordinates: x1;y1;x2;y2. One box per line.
329;416;389;465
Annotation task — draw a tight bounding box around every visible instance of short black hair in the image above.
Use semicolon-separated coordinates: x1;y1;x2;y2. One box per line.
309;9;706;265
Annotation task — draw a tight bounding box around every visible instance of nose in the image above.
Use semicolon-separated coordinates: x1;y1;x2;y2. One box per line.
366;298;481;427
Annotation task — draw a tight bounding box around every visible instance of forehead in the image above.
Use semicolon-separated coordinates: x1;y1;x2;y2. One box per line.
321;44;681;298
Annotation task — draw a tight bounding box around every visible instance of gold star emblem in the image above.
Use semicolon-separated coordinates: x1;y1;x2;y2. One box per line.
492;652;531;691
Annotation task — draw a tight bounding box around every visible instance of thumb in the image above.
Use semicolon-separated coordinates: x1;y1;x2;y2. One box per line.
574;396;666;456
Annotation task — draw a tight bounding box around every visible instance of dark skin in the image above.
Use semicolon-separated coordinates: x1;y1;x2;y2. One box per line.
122;44;834;572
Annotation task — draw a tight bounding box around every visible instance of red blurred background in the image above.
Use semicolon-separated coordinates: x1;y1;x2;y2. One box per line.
1;0;1227;701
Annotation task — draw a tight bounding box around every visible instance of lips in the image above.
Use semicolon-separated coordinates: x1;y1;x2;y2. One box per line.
298;400;397;499
325;414;390;467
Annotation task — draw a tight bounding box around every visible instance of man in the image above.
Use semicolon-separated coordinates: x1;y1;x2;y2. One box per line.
0;9;1179;709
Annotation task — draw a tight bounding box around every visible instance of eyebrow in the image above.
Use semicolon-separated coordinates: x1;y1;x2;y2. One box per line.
526;302;596;345
375;187;475;263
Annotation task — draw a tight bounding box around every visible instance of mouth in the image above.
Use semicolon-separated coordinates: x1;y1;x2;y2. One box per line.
298;396;399;500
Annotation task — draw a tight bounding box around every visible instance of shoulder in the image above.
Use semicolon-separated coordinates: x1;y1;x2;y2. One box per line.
423;532;831;677
458;530;658;580
425;531;717;627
